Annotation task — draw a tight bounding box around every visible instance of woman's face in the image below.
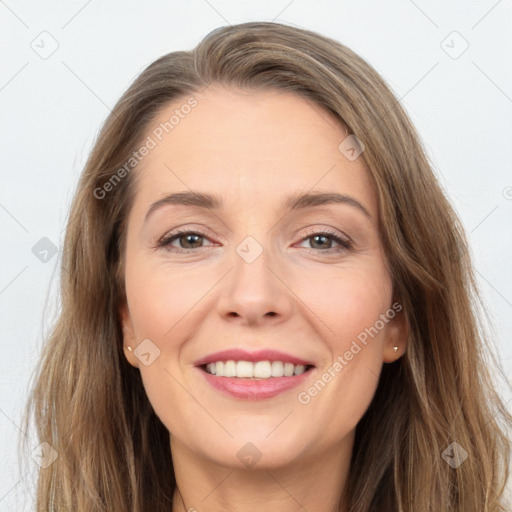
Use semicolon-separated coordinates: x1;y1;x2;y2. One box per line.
120;86;407;469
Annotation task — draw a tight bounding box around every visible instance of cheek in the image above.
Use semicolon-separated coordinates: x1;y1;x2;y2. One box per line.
125;257;210;342
331;282;391;357
294;260;392;354
292;263;391;422
124;261;208;436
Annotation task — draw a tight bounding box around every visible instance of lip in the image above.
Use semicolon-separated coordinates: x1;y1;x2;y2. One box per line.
193;348;315;367
197;366;315;399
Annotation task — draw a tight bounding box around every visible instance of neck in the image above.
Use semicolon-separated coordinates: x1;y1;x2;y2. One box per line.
170;432;354;512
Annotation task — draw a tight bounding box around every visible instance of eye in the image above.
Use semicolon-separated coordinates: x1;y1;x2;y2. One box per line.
157;229;215;253
296;229;352;253
157;228;352;254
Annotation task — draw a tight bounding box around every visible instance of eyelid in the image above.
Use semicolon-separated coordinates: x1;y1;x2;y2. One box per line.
158;224;220;242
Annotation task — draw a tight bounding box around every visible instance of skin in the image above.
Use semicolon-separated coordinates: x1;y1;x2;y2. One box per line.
119;86;408;512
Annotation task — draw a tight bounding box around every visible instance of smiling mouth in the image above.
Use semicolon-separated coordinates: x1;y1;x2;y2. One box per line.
200;360;315;379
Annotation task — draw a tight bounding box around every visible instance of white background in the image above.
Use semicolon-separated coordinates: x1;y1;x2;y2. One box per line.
1;1;511;509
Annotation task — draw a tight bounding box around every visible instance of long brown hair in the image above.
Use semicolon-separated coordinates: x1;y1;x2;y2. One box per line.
22;21;511;511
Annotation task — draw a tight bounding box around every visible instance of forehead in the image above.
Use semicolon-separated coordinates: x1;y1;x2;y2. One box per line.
131;86;377;218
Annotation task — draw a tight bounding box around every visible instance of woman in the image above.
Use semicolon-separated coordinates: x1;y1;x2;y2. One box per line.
23;21;511;511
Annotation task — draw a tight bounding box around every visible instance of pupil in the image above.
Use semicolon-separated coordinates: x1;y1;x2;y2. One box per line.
312;235;330;249
183;234;201;248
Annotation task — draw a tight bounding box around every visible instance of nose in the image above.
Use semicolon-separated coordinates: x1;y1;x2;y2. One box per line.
216;238;293;327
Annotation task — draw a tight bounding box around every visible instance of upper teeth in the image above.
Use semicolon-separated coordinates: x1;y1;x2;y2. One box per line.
205;360;308;378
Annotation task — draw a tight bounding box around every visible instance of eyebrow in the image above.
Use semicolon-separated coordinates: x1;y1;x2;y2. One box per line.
144;190;372;223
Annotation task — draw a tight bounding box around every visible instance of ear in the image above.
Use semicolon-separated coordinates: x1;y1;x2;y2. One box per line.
382;303;409;363
119;301;139;368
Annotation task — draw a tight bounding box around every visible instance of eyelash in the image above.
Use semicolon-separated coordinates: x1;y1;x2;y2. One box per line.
157;228;353;254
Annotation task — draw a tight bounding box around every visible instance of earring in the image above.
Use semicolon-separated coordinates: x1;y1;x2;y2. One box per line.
392;346;398;353
127;346;133;352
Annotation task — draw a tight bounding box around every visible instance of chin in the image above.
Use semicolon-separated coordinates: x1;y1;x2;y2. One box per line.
202;431;310;470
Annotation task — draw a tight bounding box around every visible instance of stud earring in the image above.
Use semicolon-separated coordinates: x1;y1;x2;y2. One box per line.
392;346;398;353
127;346;133;352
